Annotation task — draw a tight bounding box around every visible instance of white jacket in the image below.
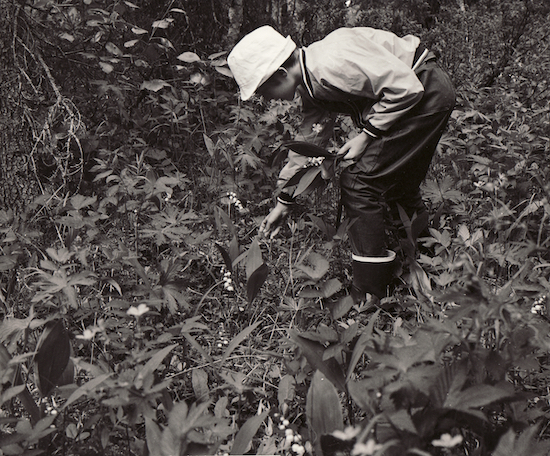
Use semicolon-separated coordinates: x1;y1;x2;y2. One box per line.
278;27;425;188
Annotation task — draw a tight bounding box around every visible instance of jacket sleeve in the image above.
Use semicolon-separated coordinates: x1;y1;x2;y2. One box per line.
276;95;335;194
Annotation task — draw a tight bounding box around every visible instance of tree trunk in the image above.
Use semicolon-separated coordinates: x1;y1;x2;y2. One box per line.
0;0;40;211
226;0;243;46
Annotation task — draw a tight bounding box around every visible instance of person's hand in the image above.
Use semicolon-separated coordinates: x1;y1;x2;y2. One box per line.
259;202;290;238
337;131;373;161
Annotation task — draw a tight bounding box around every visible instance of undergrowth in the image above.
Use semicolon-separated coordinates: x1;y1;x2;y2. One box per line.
1;1;550;456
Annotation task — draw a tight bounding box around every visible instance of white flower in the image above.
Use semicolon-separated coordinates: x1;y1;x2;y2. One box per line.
431;433;463;448
127;303;150;317
76;320;105;340
332;426;361;441
312;123;323;134
352;439;382;456
76;328;96;340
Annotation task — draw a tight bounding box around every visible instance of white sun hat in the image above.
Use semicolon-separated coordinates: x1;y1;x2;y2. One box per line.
228;25;297;101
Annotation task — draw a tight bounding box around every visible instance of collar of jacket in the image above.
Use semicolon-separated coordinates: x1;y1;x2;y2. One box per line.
299;48;315;99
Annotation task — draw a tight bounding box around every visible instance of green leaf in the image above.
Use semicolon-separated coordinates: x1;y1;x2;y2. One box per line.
230;410;269;455
34;319;71;396
215;243;233;273
105;42;123;56
306;370;344;452
62;373;112;410
295;252;329;280
293;167;321;197
141;79;171;92
247;263;268;303
177;51;201;63
346;309;381;382
203;133;216;157
134;344;177;389
329;295;353;320
493;425;550;456
290;330;346;391
221;321;260;365
145;416;163;456
278;375;296;412
245;238;264;279
192;368;209;402
446;383;515;411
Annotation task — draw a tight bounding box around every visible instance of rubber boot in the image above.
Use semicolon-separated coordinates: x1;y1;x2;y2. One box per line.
350;250;396;303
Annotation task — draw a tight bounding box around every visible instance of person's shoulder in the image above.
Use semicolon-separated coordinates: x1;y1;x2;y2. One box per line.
320;27;376;42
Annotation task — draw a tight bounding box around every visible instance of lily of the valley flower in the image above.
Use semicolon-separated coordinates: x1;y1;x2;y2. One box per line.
431;433;463;448
127;303;150;317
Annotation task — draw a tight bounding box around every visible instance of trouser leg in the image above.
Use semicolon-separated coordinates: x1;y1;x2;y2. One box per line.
339;61;455;301
340;181;396;300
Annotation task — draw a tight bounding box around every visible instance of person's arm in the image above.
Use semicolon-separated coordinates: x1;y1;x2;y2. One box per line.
260;99;334;238
258;201;291;238
337;129;374;161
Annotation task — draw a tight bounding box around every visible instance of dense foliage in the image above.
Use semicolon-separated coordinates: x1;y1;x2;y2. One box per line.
1;0;550;455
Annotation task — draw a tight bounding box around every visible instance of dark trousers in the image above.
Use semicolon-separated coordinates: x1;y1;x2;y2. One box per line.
340;60;456;257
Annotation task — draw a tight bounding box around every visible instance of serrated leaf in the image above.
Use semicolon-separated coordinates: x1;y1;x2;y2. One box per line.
177;51;201;63
446;383;515;411
247;263;268;303
69;194;97;210
457;224;470;241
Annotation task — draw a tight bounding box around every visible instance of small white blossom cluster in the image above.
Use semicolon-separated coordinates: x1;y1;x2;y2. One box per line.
274;413;307;456
42;397;60;416
531;295;546;314
216;328;230;349
305;156;325;167
222;267;234;292
226;191;246;213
